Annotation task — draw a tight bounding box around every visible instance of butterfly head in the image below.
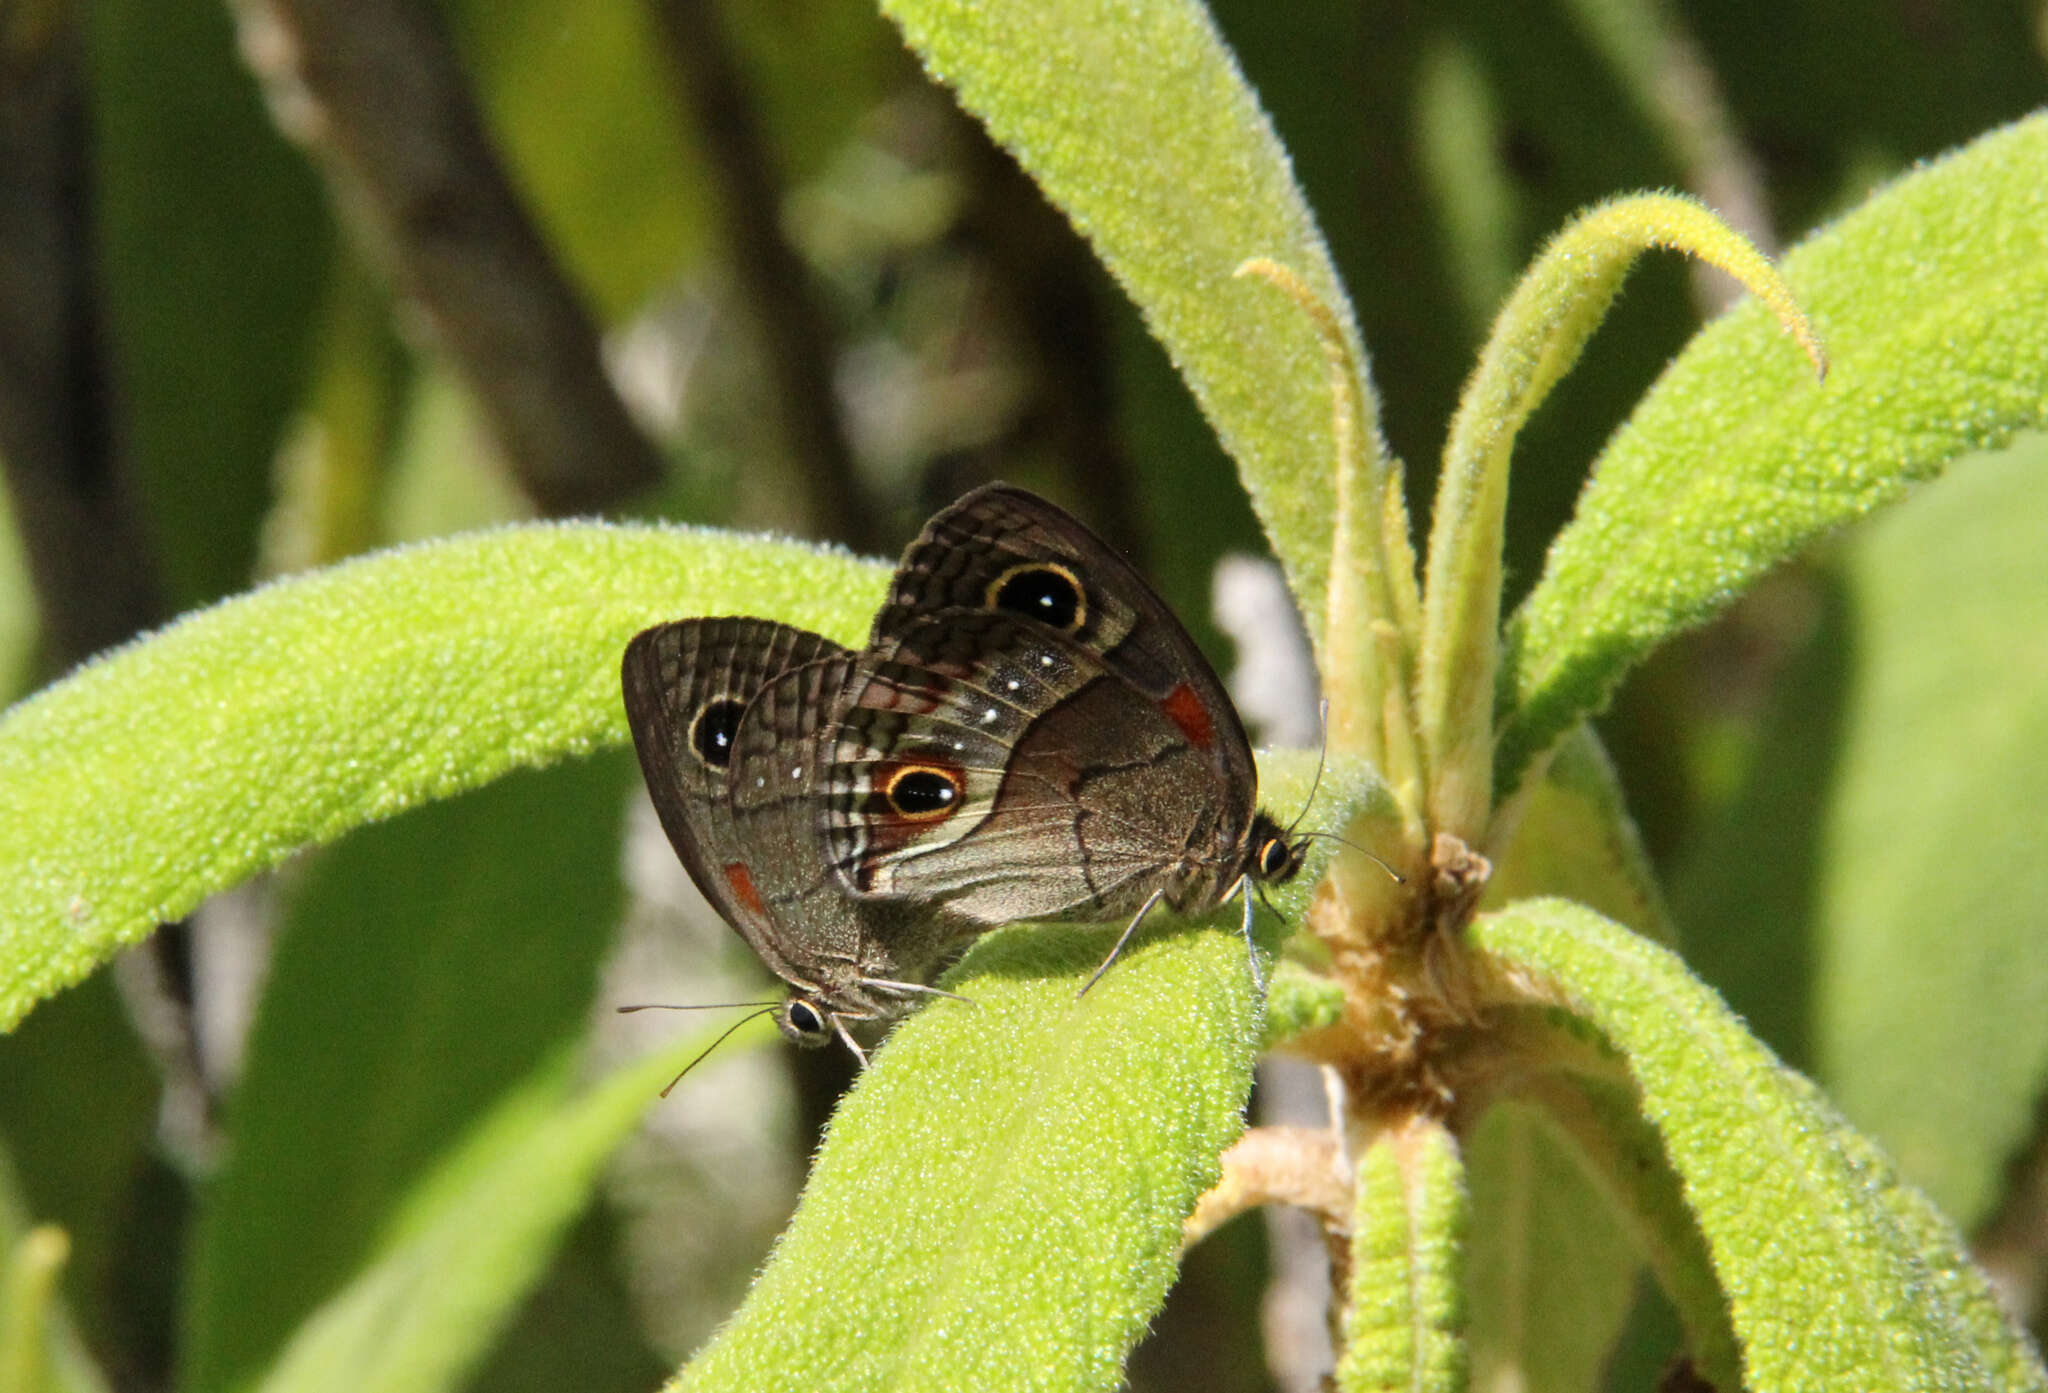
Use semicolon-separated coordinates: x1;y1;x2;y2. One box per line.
1246;810;1305;886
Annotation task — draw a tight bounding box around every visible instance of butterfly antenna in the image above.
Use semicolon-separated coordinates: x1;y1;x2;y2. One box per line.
656;1007;778;1098
1297;830;1405;884
617;999;784;1013
1284;699;1334;839
1282;701;1402;885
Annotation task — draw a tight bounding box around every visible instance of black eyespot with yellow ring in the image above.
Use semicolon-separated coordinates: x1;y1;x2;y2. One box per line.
988;562;1086;632
690;698;746;768
881;762;965;821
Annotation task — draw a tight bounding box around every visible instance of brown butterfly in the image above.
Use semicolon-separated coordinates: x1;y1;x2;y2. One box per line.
621;485;1302;1057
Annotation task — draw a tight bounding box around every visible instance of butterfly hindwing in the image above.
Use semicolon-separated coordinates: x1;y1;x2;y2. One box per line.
621;618;850;981
825;611;1241;925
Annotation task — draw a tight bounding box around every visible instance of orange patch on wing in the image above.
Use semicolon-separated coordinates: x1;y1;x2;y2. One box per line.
723;862;767;918
1159;683;1216;751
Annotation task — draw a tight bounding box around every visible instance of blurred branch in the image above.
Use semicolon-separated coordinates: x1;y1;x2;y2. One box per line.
649;0;878;551
0;20;165;670
229;0;663;516
1184;1125;1350;1245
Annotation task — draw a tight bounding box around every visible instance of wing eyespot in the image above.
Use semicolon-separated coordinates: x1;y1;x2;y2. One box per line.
690;698;746;768
878;761;965;822
988;562;1086;632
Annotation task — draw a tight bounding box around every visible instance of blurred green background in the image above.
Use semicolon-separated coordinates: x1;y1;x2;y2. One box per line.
0;1;2043;1389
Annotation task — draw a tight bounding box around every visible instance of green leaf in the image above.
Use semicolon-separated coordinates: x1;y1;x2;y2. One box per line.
250;1032;709;1393
0;1152;110;1393
679;921;1260;1392
679;748;1382;1392
1676;435;2048;1228
88;0;330;607
878;0;1384;646
1462;1100;1639;1393
0;972;154;1351
0;524;887;1031
1335;1117;1467;1393
1421;192;1819;838
0;479;32;704
179;756;631;1393
1470;898;2045;1393
1497;111;2048;793
1516;1065;1738;1390
440;0;707;323
1484;724;1673;945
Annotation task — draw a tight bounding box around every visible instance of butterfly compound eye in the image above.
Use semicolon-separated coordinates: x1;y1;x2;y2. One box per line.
781;998;831;1046
690;698;746;768
989;563;1085;631
1258;837;1300;882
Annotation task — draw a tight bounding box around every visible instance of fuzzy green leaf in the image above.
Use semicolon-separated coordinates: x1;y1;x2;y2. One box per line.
878;0;1382;646
677;748;1383;1392
1675;436;2048;1229
1471;898;2045;1393
1335;1118;1468;1393
0;524;886;1032
678;920;1259;1393
250;1033;707;1393
1497;111;2048;792
1515;1064;1739;1389
1423;192;1818;838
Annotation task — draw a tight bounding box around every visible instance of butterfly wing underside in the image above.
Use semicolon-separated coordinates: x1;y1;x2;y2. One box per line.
872;485;1257;795
621;617;854;988
825;485;1264;923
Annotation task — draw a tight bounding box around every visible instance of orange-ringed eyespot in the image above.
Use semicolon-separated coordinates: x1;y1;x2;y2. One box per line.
884;764;963;820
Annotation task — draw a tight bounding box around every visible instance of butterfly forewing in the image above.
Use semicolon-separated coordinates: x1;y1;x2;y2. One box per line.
874;486;1258;806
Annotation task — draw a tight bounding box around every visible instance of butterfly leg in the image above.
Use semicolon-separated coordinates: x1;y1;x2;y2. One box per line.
829;1014;871;1067
863;977;978;1008
1078;888;1166;999
1235;875;1267;995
